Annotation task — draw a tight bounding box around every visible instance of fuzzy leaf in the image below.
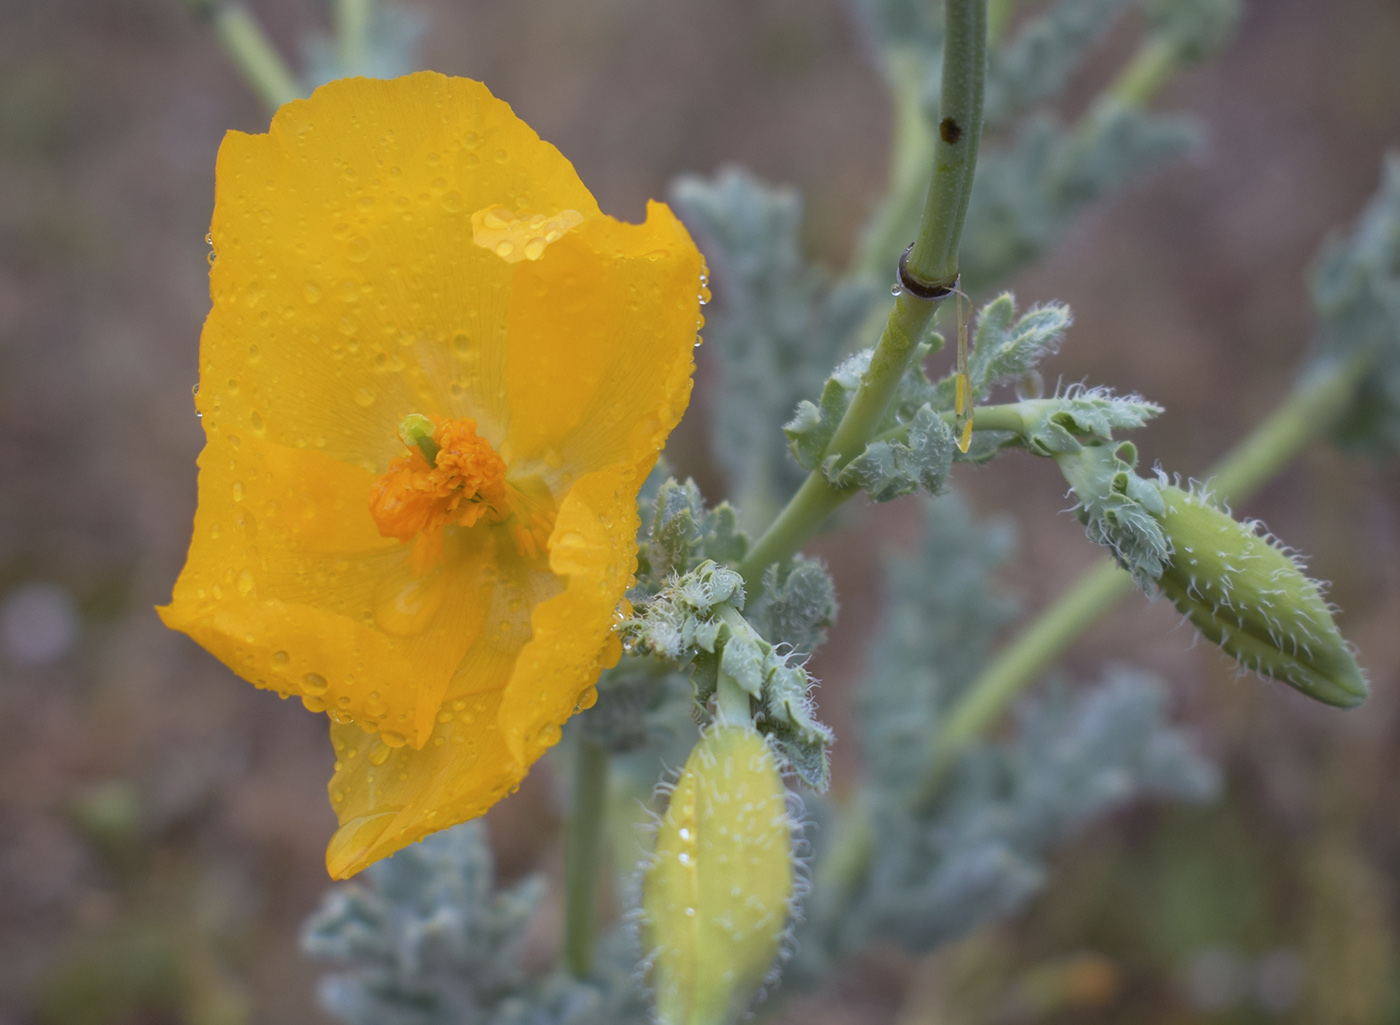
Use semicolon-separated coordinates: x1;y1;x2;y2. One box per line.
1144;0;1243;63
635;479;749;595
785;349;872;471
984;0;1136;128
967;294;1074;397
1055;442;1171;585
747;557;839;657
1017;389;1164;455
673;170;882;518
837;404;957;501
1312;156;1400;458
962;111;1200;288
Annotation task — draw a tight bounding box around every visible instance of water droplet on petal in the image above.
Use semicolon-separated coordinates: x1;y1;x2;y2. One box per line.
368;744;392;766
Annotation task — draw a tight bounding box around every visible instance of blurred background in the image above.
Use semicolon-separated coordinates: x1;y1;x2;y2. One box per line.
1;0;1398;1022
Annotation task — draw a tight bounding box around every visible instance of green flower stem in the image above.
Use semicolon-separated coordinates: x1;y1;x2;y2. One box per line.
907;0;988;288
336;0;373;77
928;353;1374;776
714;610;757;724
870;401;1030;446
740;0;988;589
208;3;303;112
563;735;609;978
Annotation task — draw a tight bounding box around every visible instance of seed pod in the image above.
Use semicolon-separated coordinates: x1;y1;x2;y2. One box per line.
1155;484;1367;708
642;724;795;1025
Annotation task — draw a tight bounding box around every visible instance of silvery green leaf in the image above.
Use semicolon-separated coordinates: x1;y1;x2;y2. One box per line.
1312;156;1400;458
962;111;1199;288
836;404;956;501
672;170;882;522
747;557;838;657
763;659;835;790
1055;443;1171;585
785;349;871;471
634;479;749;595
1144;0;1244;63
857;494;1019;796
618;562;744;664
967;294;1073;397
1017;389;1164;456
984;0;1136;128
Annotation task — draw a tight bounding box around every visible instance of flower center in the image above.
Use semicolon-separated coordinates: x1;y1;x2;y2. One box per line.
370;415;511;567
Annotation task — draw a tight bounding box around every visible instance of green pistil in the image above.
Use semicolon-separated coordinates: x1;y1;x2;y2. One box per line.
397;413;440;465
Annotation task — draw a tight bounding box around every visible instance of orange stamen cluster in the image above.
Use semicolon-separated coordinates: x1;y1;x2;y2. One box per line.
370;417;509;567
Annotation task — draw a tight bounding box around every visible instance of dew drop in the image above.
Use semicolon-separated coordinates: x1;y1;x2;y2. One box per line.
442;191;462;213
452;331;471;356
259;208;273;224
524;236;547;261
495;240;514;259
302;672;329;695
250;411;265;434
354;388;376;407
302;695;327;712
381;730;408;748
247;344;261;362
272;650;289;667
235;569;254;596
346;236;371;262
368;744;391;766
303;282;323;304
891;283;904;296
231;480;245;503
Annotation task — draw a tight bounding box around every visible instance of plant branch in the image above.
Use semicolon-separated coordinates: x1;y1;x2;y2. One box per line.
203;2;303;112
739;0;989;589
563;736;609;978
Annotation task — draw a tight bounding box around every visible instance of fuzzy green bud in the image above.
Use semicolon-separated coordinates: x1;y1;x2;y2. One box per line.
642;724;795;1025
1155;485;1368;708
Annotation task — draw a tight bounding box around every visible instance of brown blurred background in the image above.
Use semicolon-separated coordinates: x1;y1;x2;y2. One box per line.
1;1;1398;1023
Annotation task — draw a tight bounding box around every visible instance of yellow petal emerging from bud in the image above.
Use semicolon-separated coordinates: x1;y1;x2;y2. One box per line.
643;725;795;1025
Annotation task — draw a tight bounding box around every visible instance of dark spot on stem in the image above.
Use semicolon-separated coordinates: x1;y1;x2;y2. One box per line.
939;118;963;144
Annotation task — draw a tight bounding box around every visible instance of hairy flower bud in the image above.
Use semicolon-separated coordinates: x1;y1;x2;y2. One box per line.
642;724;795;1025
1155;485;1367;708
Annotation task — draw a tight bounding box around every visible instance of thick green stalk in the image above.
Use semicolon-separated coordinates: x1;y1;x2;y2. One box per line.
906;0;987;288
210;4;302;112
563;736;609;978
739;0;989;589
930;353;1374;769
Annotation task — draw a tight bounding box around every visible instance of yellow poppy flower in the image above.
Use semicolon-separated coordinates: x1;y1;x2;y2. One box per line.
158;72;704;878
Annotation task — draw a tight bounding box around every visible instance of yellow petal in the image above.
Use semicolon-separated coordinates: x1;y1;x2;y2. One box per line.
158;433;500;745
502;202;703;478
160;72;703;876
